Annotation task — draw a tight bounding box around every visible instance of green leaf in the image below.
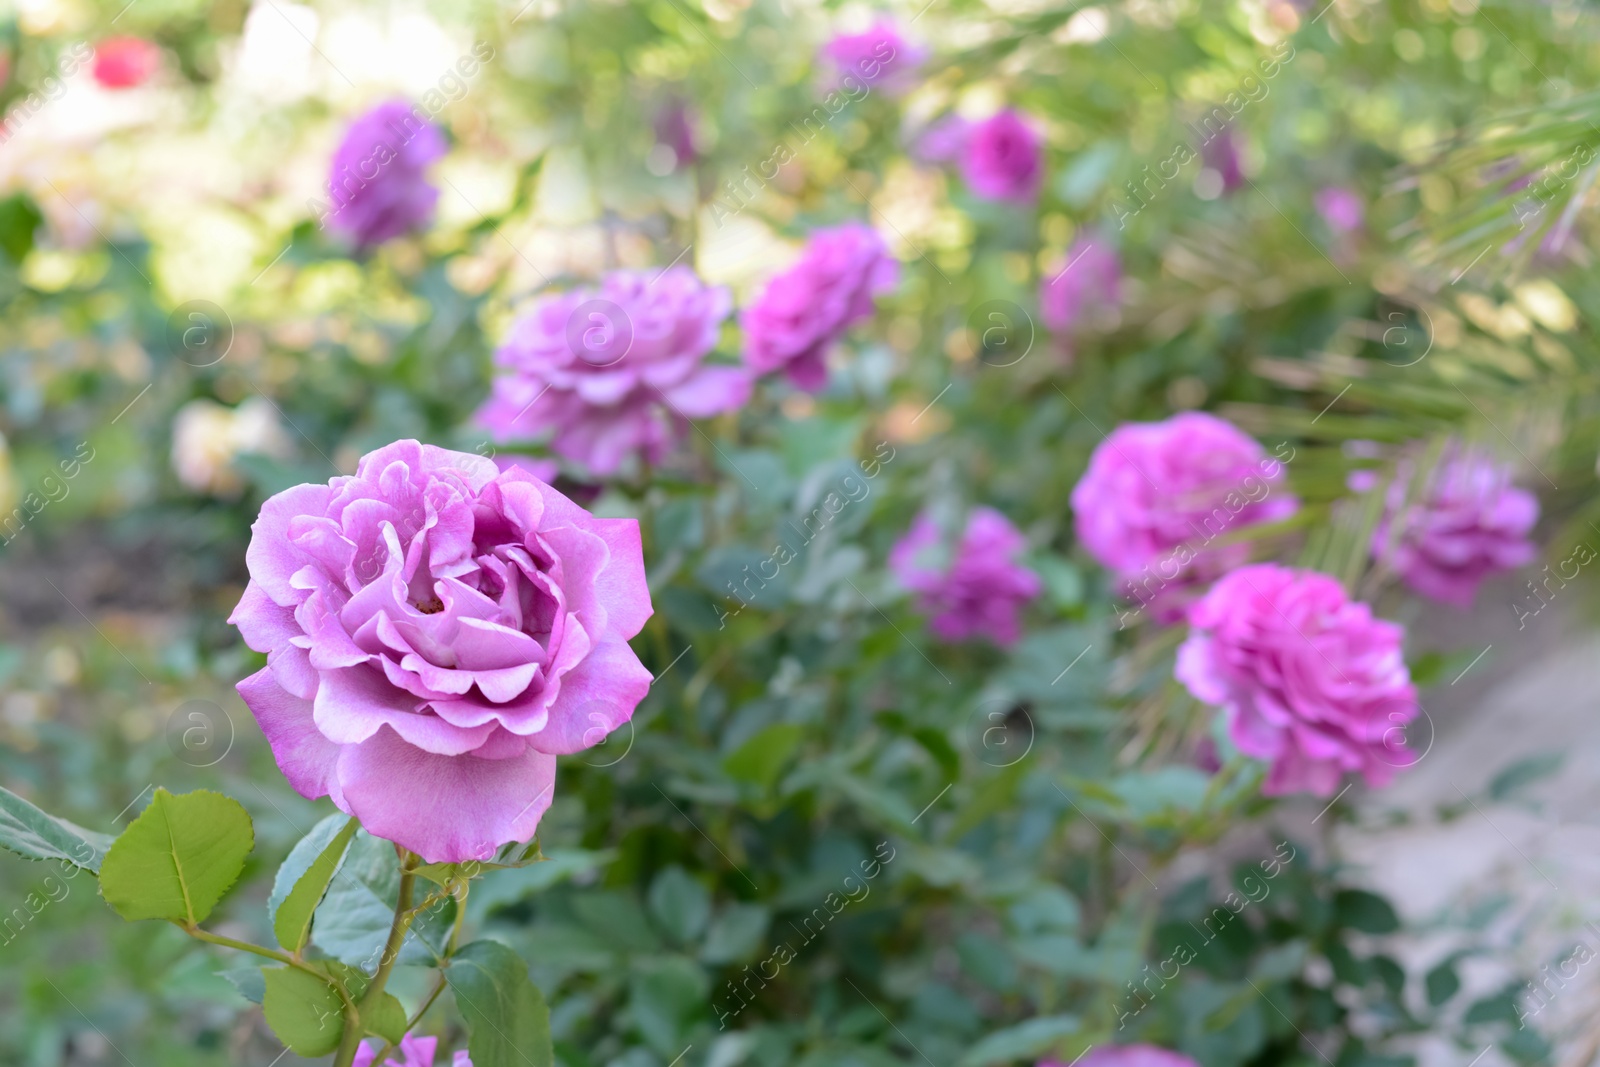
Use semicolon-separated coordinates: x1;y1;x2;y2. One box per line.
312;831;455;968
648;865;711;944
958;1015;1080;1067
1425;957;1461;1006
1488;752;1564;801
0;785;114;873
447;940;554;1067
98;788;254;924
365;990;409;1045
269;815;358;952
0;193;42;263
218;964;266;1005
1333;889;1400;935
724;723;805;790
701;902;769;964
262;966;345;1057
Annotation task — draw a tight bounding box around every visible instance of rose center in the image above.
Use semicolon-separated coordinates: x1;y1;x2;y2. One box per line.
414;595;445;615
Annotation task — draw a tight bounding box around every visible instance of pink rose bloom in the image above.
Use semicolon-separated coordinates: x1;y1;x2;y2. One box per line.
819;19;925;93
326;100;446;250
477;266;749;476
1315;186;1364;234
1052;1046;1199;1067
92;37;159;89
227;440;653;863
741;223;898;392
889;508;1041;646
1360;448;1538;608
1040;235;1122;334
1070;413;1298;623
960;109;1044;202
1176;564;1418;797
355;1035;471;1067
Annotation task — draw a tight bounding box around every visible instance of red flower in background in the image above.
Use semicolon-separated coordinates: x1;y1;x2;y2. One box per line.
92;37;159;89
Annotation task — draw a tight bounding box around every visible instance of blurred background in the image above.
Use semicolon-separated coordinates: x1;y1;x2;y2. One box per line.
0;0;1598;1064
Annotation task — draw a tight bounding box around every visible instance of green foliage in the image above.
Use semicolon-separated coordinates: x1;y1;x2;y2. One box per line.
98;788;253;925
268;814;358;952
311;831;456;968
261;965;346;1057
0;785;113;872
447;940;555;1067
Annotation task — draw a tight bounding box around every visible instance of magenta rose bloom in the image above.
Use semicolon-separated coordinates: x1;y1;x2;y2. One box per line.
960;109;1044;202
355;1035;470;1067
227;440;653;863
889;507;1041;646
740;223;898;392
1053;1046;1199;1067
1070;412;1298;623
1040;235;1122;334
1176;564;1418;796
1315;186;1364;234
1359;448;1538;608
477;266;749;476
325;100;446;250
819;19;925;93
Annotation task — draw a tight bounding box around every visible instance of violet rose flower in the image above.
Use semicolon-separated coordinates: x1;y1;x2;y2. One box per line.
1040;235;1122;335
228;440;653;863
1359;446;1538;608
960;109;1044;202
477;266;749;476
1069;412;1297;623
740;222;898;392
889;507;1041;646
1176;563;1418;797
819;19;925;94
325;100;446;250
1050;1046;1201;1067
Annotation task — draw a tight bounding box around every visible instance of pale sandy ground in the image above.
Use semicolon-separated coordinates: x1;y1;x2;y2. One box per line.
1332;578;1600;1067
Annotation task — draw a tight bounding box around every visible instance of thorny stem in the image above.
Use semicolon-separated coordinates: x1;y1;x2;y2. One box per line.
367;877;470;1065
